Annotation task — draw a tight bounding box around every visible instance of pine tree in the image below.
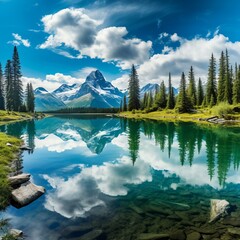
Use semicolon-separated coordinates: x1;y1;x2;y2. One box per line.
197;78;204;106
206;53;217;106
5;60;14;111
155;81;166;109
233;65;240;104
147;91;153;109
119;99;123;112
123;94;127;111
26;83;35;112
128;65;140;111
12;46;23;111
143;92;148;109
166;73;175;109
224;49;232;104
0;63;5;110
217;51;225;103
175;72;192;113
187;66;197;106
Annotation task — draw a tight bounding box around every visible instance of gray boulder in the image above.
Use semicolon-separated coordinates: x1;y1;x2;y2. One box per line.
8;173;31;187
9;229;23;238
11;181;45;208
209;199;230;223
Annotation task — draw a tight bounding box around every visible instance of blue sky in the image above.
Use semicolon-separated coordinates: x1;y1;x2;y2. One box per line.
1;0;240;91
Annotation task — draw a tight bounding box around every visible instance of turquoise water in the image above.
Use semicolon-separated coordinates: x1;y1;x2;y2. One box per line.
1;115;240;240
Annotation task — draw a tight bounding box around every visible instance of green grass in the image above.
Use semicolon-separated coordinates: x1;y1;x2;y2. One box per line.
119;106;240;125
0;132;22;210
0;110;32;125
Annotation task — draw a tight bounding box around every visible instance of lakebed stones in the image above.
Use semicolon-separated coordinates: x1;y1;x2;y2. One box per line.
186;231;201;240
138;233;170;240
9;229;23;238
209;199;230;223
11;181;45;208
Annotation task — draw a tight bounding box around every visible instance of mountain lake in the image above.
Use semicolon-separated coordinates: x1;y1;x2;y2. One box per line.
1;115;240;240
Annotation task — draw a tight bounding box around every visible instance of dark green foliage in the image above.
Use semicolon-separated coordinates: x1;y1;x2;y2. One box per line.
26;83;35;112
147;91;153;109
142;92;148;109
123;94;127;111
197;78;204;106
12;46;23;111
4;60;14;111
187;66;197;106
175;72;192;113
217;51;225;103
155;81;167;109
224;49;232;104
166;73;175;109
128;65;140;111
233;65;240;104
0;63;5;110
206;53;217;106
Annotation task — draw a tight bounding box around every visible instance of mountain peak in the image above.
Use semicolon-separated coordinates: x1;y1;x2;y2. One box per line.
86;70;105;83
35;87;48;94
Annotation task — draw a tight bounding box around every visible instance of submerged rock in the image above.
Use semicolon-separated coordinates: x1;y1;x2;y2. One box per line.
11;181;45;208
186;232;201;240
9;229;23;238
78;229;103;240
8;173;31;187
138;233;169;240
169;230;186;240
228;227;240;236
209;199;230;223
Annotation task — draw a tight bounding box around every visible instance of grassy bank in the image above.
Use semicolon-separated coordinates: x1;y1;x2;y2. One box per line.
0;110;33;125
118;107;240;125
0;133;22;210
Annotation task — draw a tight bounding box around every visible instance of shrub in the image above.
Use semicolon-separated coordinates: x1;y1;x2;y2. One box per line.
212;102;233;117
132;109;136;114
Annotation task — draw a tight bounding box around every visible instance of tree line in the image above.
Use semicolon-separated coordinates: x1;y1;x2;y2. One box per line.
123;50;240;113
0;46;35;112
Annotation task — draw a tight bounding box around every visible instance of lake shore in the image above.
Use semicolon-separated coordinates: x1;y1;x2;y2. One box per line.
118;110;240;126
0;110;33;125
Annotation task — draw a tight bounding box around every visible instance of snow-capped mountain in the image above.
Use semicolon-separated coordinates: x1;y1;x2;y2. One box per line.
52;83;80;102
34;70;179;111
67;70;123;108
34;87;66;112
140;83;178;98
140;83;159;98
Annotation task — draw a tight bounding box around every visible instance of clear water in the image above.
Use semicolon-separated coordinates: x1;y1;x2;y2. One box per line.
1;115;240;240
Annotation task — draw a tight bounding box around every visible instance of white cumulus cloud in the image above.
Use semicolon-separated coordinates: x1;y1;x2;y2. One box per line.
39;8;152;69
113;33;240;89
8;33;31;47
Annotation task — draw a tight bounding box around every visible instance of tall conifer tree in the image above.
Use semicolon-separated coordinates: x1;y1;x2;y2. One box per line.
0;63;5;110
12;46;23;111
166;73;175;109
224;49;232;104
233;65;240;104
175;72;192;113
218;51;225;103
197;78;204;106
128;65;140;111
5;60;14;111
187;66;197;106
206;54;217;106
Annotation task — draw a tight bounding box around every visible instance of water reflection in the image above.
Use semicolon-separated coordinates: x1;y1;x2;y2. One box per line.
2;116;240;239
1;117;240;188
